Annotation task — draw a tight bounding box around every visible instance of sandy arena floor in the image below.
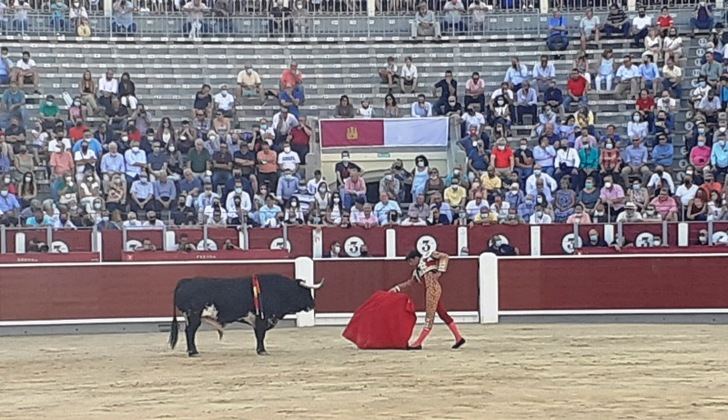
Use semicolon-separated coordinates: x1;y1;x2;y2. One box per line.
2;324;728;419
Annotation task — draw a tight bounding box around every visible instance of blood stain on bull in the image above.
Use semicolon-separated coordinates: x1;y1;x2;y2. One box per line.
168;274;323;357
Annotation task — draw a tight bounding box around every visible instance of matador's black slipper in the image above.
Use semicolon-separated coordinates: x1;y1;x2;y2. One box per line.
407;344;422;350
452;338;466;349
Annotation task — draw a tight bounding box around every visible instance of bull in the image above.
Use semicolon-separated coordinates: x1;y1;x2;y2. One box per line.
168;274;323;356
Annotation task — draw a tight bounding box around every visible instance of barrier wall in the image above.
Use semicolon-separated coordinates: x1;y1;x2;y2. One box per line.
2;254;727;328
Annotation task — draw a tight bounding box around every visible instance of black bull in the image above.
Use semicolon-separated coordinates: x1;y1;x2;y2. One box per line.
169;274;323;356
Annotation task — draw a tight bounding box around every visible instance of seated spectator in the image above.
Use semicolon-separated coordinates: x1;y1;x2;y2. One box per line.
383;94;401;118
432;70;457;116
594;48;614;92
411;2;440;39
411;94;432;117
183;0;209;36
690;2;714;34
700;52;723;88
630;6;651;48
3;81;29;127
601;3;630;38
697;89;722;124
464;72;486;112
615;55;641;100
675;175;699;207
515;81;537;125
691;136;712;170
546;8;569;51
130;172;154;213
712;135;728;182
652;135;674;168
352;98;373;119
237;64;265;101
118;72;137;110
213;84;235;119
112;0;137;33
399;56;418;94
532;55;556;94
643;26;662;62
554;141;580;184
628;112;649;140
639;55;661;95
577;12;598;53
647;165;675;194
210;141;233;188
529;204;552;224
621;137;651;185
192;84;213;117
686;195;708;221
378;56;399;92
600;175;626;218
662;28;683;62
563;69;588;110
334;95;355;118
442;0;465;34
276;169;299;203
615;201;643;223
649;188;678;221
282;197;304;225
13;50;39;91
154;172;177;213
280;62;303;92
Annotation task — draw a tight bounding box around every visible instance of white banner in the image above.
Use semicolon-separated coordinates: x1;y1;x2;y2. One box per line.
383;118;448;147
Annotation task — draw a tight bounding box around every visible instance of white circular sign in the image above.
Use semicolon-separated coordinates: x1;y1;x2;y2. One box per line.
712;231;728;245
343;236;365;257
125;239;143;251
416;235;437;256
635;232;656;248
270;237;291;251
50;241;70;253
197;239;218;251
561;233;582;254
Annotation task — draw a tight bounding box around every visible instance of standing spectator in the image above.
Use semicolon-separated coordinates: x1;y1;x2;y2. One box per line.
464;72;486;113
399;56;418;94
532;55;556;94
432;70;457;116
614;55;641;100
601;3;630;38
546;8;569;51
50;0;69;32
579;8;600;51
631;6;651;48
257;140;278;189
689;2;714;35
563;69;588;110
411;2;440;39
112;0;136;33
69;0;88;31
287;115;312;165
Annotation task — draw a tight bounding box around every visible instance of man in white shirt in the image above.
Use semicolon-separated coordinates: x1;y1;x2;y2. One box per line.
532;55;556;93
631;7;652;48
225;179;252;217
525;165;558;197
306;170;325;194
15;51;39;90
554;141;580;181
98;69;118;110
579;9;600;50
124;140;147;182
399;56;418;94
674;175;698;206
277;142;301;173
237;64;265;101
399;209;427;226
47;130;72;154
73;140;98;182
142;210;165;227
462;107;486;134
529;205;552;224
271;107;299;140
213;84;236;118
100;141;126;186
646;165;675;194
614;55;642;99
465;192;489;219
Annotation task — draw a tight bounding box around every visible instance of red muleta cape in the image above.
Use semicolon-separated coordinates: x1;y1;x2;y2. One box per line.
342;291;417;350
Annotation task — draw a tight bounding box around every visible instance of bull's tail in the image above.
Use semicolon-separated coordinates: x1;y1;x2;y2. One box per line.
169;285;179;350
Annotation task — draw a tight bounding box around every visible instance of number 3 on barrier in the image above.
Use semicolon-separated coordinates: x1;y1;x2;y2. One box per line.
416;235;437;256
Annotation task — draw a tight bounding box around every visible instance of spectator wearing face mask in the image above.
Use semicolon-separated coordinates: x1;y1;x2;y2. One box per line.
130;172;154;213
599;176;625;218
529;204;552;224
690;136;712;170
583;229;608;247
124;140;147;183
374;192;401;226
276;169;300;203
650;188;678;221
73;139;98;183
334;150;361;187
325;241;343;258
378;171;401;202
616;201;643;223
711;134;728;182
566;203;591;224
410;155;429;199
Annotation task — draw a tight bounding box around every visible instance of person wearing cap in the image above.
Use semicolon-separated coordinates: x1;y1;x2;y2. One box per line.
616;201;643;223
412;2;440;39
213;84;235;119
237;64;265;101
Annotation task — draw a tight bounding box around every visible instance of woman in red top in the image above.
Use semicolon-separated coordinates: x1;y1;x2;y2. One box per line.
656;6;674;36
635;89;655;133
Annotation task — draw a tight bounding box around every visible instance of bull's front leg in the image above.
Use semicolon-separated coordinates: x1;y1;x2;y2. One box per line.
254;317;268;356
185;312;202;357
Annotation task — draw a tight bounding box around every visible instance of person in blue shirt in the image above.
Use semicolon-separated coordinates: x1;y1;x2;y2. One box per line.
50;0;70;32
72;131;103;156
638;55;661;94
25;209;54;227
278;85;305;118
0;48;13;85
373;192;402;225
467;141;489;177
258;194;282;227
711;134;728;182
651;134;674;168
2;82;29;127
547;9;569;51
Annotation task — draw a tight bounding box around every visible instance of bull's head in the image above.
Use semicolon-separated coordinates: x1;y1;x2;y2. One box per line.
297;278;324;290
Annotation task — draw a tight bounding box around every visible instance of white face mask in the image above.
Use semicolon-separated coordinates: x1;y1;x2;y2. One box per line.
633;116;640;122
605;182;613;188
606;143;614;150
132;146;140;153
284;146;291;153
520;145;527;150
497;145;505;150
534;170;541;176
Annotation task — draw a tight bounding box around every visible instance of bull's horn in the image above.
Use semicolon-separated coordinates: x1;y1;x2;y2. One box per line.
298;278;325;290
